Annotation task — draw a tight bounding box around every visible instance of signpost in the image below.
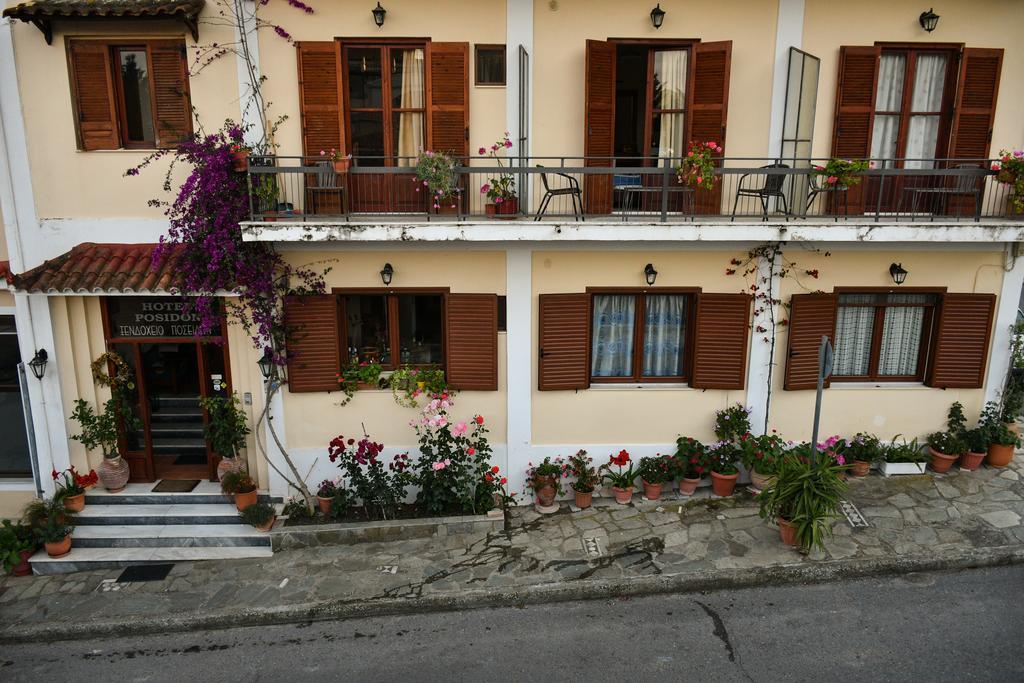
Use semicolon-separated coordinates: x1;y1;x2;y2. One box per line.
809;335;833;470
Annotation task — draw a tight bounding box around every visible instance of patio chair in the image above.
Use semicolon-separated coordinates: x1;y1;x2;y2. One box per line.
903;163;983;221
730;163;790;221
534;165;584;221
306;160;347;215
805;173;849;218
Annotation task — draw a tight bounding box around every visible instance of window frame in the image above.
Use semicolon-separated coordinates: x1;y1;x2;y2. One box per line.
0;314;31;477
111;44;159;149
586;287;698;383
333;287;449;371
474;44;506;86
831;286;945;383
643;46;690;163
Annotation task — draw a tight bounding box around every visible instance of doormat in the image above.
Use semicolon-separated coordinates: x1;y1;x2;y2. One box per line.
117;563;174;583
152;479;200;493
173;454;208;466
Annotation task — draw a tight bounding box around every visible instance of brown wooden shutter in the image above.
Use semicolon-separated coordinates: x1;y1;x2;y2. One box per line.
686;40;732;216
583;39;615;214
149;40;193;147
538;293;590;391
284;295;341;393
690;293;750;390
445;293;498;391
427;42;469;156
67;40;120;151
297;41;344;157
949;48;1003;160
926;293;995;389
784;293;837;390
830;46;879;215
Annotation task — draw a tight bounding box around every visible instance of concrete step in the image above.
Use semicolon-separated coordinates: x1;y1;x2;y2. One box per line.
148;426;206;437
84;482;272;506
74;503;246;525
29;545;273;575
149;412;204;423
73;524;271;548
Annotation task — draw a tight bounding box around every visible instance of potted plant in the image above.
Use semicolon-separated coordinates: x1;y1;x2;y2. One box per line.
844;433;882;477
758;452;847;552
315;479;340;516
229;143;251;172
878;436;928;476
811;158;869;190
714;403;752;443
69;397;132;492
600;450;636;504
567;449;597;509
51;466;97;512
992;149;1024;215
1;520;36;576
220;470;258;511
673;436;706;496
980;401;1019;467
336;361;384;406
961;427;988;471
414;150;461;214
199;393;251;481
707;441;740;497
320;147;351;174
738;432;786;491
637;454;673;501
479;134;518;216
676;140;721;190
241;501;276;532
927;402;968;473
526;456;566;509
23;497;75;558
389;366;447;408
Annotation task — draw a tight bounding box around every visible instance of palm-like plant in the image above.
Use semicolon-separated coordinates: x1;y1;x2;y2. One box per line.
758;453;847;553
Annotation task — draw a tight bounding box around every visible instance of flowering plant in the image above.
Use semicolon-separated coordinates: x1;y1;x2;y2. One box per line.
335;362;384;406
811;158;869;188
414;150;461;207
319;148;346;162
677;140;721;189
599;450;636;489
706;441;740;475
637;454;675;485
328;433;411;520
816;435;848;467
714;404;752;442
52;466;98;499
673;437;707;479
478;133;517;204
566;449;597;493
388;366;448;409
526;456;569;494
993;149;1024;213
844;433;884;464
316;478;340;498
738;432;787;475
486;465;517;509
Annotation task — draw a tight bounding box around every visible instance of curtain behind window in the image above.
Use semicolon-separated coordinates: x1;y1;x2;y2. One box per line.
834;294;875;375
904;54;947;170
870;53;906;166
654;50;687;159
878;293;929;375
396;49;425;167
642;295;685;377
592;295;635;377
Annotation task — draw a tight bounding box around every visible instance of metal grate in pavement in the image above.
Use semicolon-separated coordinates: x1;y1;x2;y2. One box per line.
839;499;870;528
582;536;604;558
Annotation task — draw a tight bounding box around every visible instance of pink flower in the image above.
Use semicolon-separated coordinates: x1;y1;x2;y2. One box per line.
437;416;448;428
480;183;491;194
478;147;486;155
1014;150;1024;158
453;421;467;436
992;163;1001;171
696;176;703;184
827;175;838;184
505;140;513;148
432;460;447;471
423;180;429;186
495;196;504;204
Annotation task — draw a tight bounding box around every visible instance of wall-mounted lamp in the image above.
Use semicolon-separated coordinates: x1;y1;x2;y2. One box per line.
380;262;394;286
372;2;387;28
889;262;909;286
28;348;48;380
650;4;666;29
257;348;276;380
919;8;939;32
644;263;658;286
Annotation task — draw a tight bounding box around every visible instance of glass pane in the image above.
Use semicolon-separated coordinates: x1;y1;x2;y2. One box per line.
904;115;940;169
476;48;505;85
870;114;900;163
591;295;635;377
910;54;947;112
397;295;444;365
0;333;19;387
391;48;425;108
642;295;685;377
344;295;390;365
349;112;385;162
782;50;803;140
392;112;425;163
834;305;874;376
652;50;687;110
0;314;16;334
0;392;30;475
112;343;145;452
879;306;926;376
875;53;906;112
119;49;155;143
347;47;383;109
649;112;685;159
798;55;820;137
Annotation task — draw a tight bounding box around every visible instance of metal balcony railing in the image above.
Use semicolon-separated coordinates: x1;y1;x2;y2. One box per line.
245;156;1018;223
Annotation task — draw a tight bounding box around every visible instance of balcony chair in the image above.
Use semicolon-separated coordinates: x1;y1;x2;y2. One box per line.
902;163;983;222
306;160;347;215
805;173;850;219
534;165;584;221
731;163;790;222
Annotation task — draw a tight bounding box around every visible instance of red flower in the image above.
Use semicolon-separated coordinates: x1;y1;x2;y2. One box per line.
610;449;630;467
51;468;58;480
467;447;475;456
475;415;485;425
500;477;507;485
491;466;500;474
485;473;494;482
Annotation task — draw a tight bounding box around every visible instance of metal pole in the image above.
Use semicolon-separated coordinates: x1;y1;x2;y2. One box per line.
809;334;830;471
661;157;671;222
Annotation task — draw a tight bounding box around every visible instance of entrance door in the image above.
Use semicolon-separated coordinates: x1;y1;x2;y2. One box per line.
142;342;207;480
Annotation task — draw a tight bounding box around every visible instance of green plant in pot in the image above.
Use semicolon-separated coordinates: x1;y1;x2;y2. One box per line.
199;393;251;481
738;432;786;490
22;497;76;558
673;436;707;496
70;397;133;492
599;450;636;505
960;427;989;471
707;441;741;497
636;454;674;501
926;402;967;473
1;519;37;576
240;501;276;532
336;362;384;406
414;149;461;212
844;432;883;477
389;366;447;408
758;453;848;553
220;469;259;511
980;401;1020;468
567;449;597;509
527;456;567;509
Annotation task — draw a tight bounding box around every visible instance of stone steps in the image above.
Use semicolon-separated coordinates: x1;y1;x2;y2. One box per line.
29;546;273;575
73;524;271;548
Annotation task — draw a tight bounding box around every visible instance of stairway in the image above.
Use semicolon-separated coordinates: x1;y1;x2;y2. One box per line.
29;482;274;575
146;395;207;462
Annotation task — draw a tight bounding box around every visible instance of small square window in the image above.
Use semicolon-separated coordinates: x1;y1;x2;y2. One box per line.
475;45;506;86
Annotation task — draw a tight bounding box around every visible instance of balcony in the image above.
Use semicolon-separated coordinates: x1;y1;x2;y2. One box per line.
244;156;1019;225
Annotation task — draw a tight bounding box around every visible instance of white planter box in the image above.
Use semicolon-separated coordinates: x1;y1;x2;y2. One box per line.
879;461;927;477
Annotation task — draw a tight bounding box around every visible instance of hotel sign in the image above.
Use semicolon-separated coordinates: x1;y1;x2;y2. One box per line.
108;297;205;339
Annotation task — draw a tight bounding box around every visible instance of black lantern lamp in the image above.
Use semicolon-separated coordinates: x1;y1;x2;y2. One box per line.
650;4;666;29
28;348;48;380
380;262;394;286
372;2;387;28
919;8;939;32
257;348;276;380
644;263;658;286
889;262;908;286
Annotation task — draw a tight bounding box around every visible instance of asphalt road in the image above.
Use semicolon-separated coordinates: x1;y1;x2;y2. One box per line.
4;565;1023;682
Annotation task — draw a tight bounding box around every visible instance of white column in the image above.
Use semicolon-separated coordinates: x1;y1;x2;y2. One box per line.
505;247;532;493
263;380;290;497
746;252;782;435
0;18;37;272
767;0;806;158
505;0;533;161
984;245;1024;406
233;0;266;149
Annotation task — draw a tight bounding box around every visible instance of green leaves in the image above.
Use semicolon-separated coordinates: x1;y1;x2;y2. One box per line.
757;455;847;554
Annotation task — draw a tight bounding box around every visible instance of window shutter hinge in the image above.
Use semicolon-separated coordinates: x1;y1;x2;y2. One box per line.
538;348;547;358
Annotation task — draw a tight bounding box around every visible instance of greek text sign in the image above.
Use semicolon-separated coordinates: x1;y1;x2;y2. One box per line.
107;297;205;339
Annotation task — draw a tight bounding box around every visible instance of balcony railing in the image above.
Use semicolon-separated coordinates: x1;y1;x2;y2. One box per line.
245;156;1018;223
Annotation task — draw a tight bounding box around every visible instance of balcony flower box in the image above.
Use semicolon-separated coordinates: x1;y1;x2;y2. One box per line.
485;198;518;218
878;461;927;477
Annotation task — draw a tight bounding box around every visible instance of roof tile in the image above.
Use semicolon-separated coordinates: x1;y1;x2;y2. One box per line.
11;242;191;294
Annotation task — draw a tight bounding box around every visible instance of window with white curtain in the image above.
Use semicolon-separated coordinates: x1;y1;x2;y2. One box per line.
833;292;938;381
591;292;689;381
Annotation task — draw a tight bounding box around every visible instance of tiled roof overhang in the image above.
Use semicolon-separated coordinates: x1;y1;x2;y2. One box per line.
2;1;205;43
10;242;189;294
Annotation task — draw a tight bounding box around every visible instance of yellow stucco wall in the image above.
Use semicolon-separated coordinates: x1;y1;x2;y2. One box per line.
531;249;749;445
769;248;1006;442
804;0;1024;158
0;490;34;521
279;249;508;449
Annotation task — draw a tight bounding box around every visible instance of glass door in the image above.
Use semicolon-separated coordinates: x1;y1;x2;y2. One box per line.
199;341;230;481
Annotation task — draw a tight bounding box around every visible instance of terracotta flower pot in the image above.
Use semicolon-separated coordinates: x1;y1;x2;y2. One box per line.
777;518;798;547
235;489;258;511
63;492;85;512
316;495;333;515
217;457;241;482
850;460;871;477
534;475;557;507
929;447;959;474
642;480;663;501
959;451;986;471
433;203;459;215
332;158;350;174
12;548;33;576
710;471;739;497
231;149;249;172
256;516;276;532
573;488;593;509
678;477;700;496
45;534;72;558
486;198;519;218
611;486;633;505
98;455;130;492
986;443;1015;468
749;470;775;491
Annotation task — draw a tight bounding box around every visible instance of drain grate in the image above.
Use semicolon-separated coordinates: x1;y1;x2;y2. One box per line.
839;500;870;528
117;563;174;583
581;536;604;558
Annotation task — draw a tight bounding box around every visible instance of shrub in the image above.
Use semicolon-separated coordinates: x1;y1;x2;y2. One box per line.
882;435;927;463
844;433;884;464
738;432;787;475
714;404;752;442
706;441;740;475
637;454;674;484
566;450;597;494
758;453;848;553
240;502;276;528
526;456;568;494
673;437;707;479
220;470;256;495
199;393;250;460
329;434;411;521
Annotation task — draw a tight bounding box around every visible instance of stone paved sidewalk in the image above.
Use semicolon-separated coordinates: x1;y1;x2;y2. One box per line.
2;460;1023;641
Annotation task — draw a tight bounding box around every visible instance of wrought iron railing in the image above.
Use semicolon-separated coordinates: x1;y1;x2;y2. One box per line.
245;156;1017;223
